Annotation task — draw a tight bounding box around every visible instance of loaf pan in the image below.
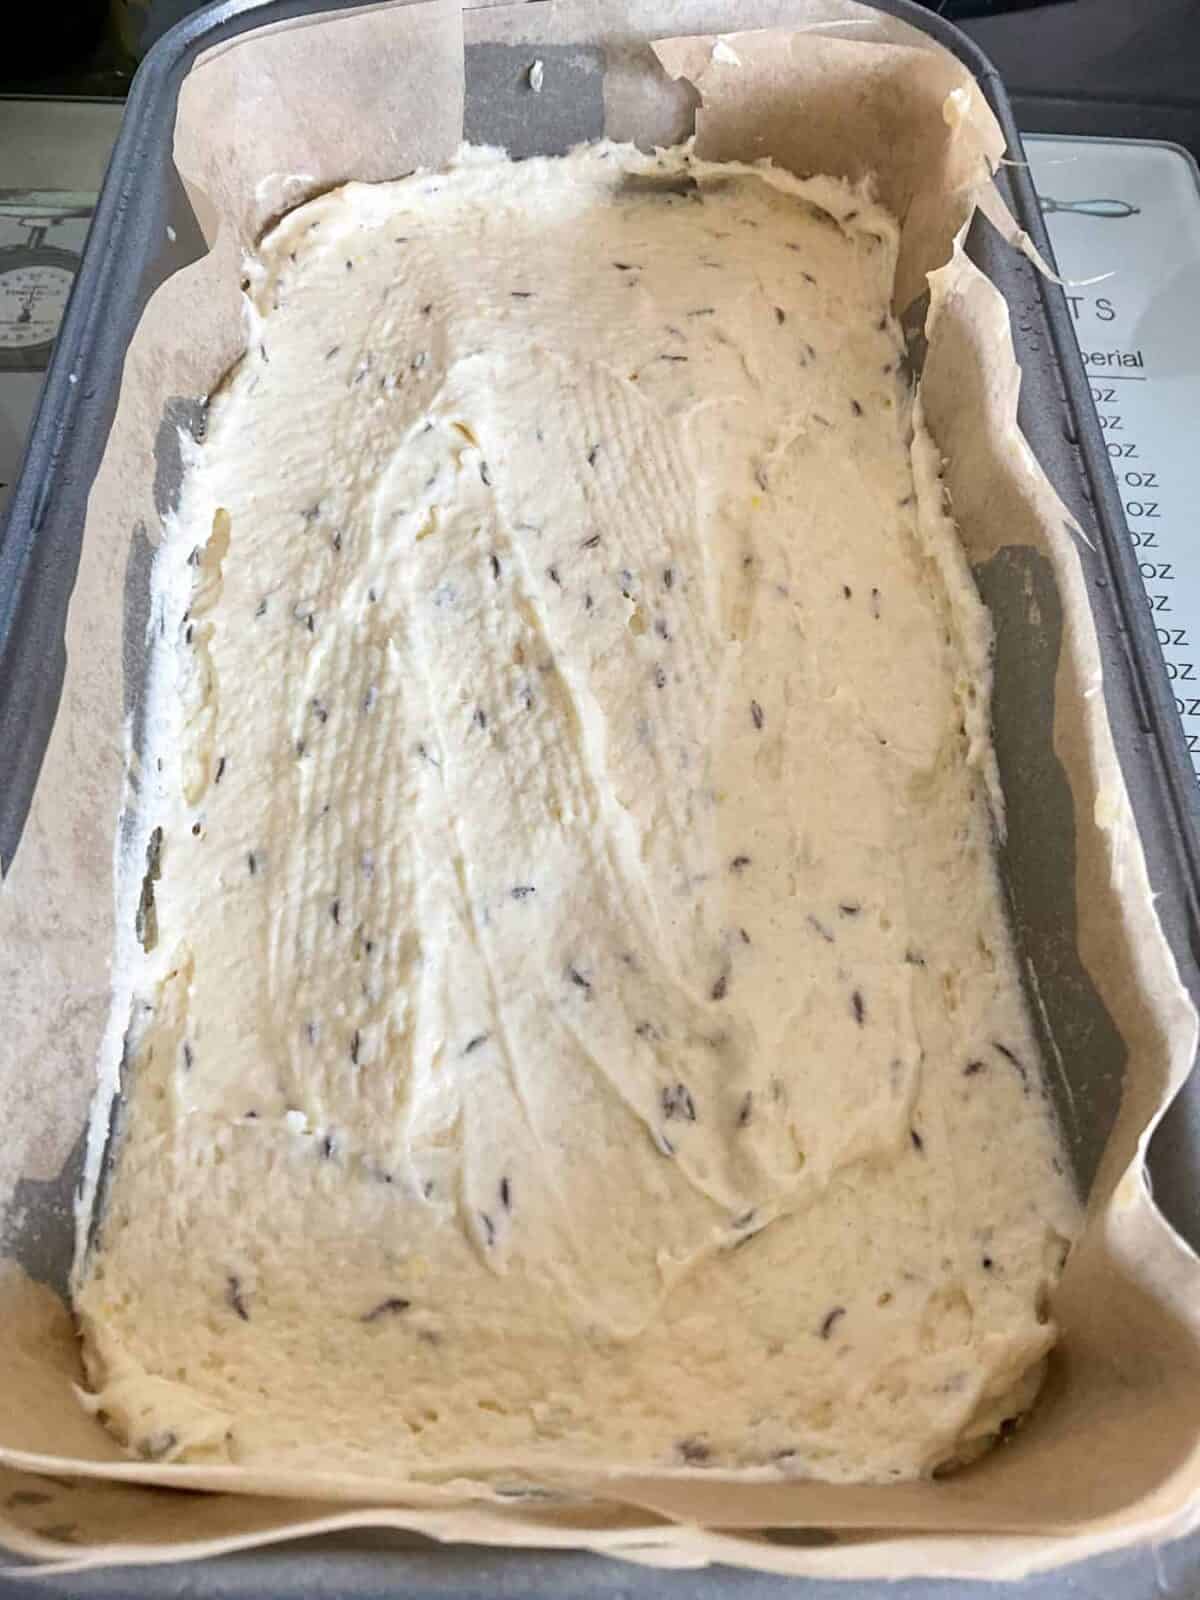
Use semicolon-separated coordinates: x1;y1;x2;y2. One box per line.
2;0;1200;1593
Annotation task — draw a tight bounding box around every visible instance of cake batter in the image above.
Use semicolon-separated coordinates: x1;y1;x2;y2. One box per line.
75;143;1079;1485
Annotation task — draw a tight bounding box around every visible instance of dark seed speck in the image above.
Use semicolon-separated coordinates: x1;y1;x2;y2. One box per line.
662;1083;697;1122
226;1276;250;1322
362;1297;411;1323
993;1041;1029;1086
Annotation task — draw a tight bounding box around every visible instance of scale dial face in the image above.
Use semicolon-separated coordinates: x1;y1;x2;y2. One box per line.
0;253;77;368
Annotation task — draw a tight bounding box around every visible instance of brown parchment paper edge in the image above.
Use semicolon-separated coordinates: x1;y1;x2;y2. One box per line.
2;0;1200;1580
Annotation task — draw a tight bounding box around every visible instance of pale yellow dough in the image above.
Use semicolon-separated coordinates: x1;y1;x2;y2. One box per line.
76;142;1079;1486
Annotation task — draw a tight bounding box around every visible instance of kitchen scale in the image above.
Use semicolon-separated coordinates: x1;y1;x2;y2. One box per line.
0;191;94;371
0;191;94;504
0;98;121;511
1;108;1199;781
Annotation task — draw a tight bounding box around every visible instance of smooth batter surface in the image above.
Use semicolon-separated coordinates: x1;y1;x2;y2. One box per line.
76;143;1079;1486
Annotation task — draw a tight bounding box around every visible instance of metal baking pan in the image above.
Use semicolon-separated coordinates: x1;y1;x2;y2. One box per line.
3;0;1200;1593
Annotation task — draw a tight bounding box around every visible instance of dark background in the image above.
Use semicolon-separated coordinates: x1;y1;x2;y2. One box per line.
6;0;1200;158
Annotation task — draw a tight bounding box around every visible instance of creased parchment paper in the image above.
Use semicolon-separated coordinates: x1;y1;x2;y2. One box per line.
2;0;1200;1579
